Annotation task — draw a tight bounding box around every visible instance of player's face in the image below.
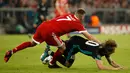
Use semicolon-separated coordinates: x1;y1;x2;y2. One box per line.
106;47;116;55
78;14;85;21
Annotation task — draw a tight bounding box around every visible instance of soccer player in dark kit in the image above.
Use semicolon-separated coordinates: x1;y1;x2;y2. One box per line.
33;0;49;27
43;35;124;70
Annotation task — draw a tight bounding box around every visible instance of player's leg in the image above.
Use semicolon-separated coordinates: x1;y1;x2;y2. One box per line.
65;55;75;68
4;29;44;63
4;41;37;62
49;49;63;65
48;48;64;68
40;44;50;61
57;50;75;68
42;49;75;68
40;44;51;64
48;35;66;68
48;53;75;68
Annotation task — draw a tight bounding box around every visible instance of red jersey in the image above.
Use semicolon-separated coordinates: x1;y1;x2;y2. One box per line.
33;14;86;45
39;14;85;36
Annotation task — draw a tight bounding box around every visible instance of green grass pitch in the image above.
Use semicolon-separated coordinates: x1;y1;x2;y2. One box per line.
0;34;130;73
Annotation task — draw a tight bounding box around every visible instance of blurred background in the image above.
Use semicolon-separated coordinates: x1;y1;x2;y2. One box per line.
0;0;130;34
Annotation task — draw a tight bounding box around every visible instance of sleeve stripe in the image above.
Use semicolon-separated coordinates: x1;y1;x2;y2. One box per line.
78;30;87;33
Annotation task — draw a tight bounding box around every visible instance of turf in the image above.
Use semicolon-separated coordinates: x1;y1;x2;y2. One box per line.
0;34;130;73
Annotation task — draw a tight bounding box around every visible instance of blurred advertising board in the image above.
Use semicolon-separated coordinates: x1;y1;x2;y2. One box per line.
70;24;130;34
101;24;130;34
70;27;101;34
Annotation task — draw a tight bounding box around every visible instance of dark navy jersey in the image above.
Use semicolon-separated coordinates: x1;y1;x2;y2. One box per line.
37;3;49;17
63;36;101;61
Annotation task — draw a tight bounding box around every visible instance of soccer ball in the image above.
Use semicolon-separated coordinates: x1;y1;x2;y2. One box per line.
40;53;53;64
43;56;53;64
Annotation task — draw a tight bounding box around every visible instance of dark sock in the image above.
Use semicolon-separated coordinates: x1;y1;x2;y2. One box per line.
57;56;66;66
67;59;74;68
57;56;74;68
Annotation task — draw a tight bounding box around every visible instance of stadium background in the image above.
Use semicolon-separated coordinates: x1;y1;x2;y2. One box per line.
0;0;130;73
0;0;130;34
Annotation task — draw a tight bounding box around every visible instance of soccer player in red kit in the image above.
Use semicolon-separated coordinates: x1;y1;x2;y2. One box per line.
4;8;101;68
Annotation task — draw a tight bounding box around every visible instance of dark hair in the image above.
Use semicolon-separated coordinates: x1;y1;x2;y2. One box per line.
76;8;86;15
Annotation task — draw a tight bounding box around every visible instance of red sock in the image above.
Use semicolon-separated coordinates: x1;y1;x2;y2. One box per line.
50;49;62;64
12;42;33;53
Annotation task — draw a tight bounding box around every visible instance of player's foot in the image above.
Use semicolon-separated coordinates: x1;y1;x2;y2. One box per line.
40;48;50;64
4;50;13;62
48;63;62;68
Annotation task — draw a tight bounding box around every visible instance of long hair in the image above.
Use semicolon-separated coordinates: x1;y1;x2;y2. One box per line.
99;39;117;56
104;39;117;48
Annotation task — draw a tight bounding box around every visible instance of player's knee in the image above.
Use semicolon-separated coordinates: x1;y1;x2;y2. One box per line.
65;59;75;68
58;48;64;54
65;64;72;68
66;63;73;68
30;41;37;47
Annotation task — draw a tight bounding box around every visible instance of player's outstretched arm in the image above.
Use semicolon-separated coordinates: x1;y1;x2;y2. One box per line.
81;31;101;44
95;59;122;70
105;56;122;68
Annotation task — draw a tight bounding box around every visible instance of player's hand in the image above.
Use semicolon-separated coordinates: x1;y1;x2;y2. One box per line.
112;66;125;70
117;66;128;70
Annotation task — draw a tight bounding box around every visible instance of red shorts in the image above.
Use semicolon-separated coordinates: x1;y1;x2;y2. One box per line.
32;25;62;46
